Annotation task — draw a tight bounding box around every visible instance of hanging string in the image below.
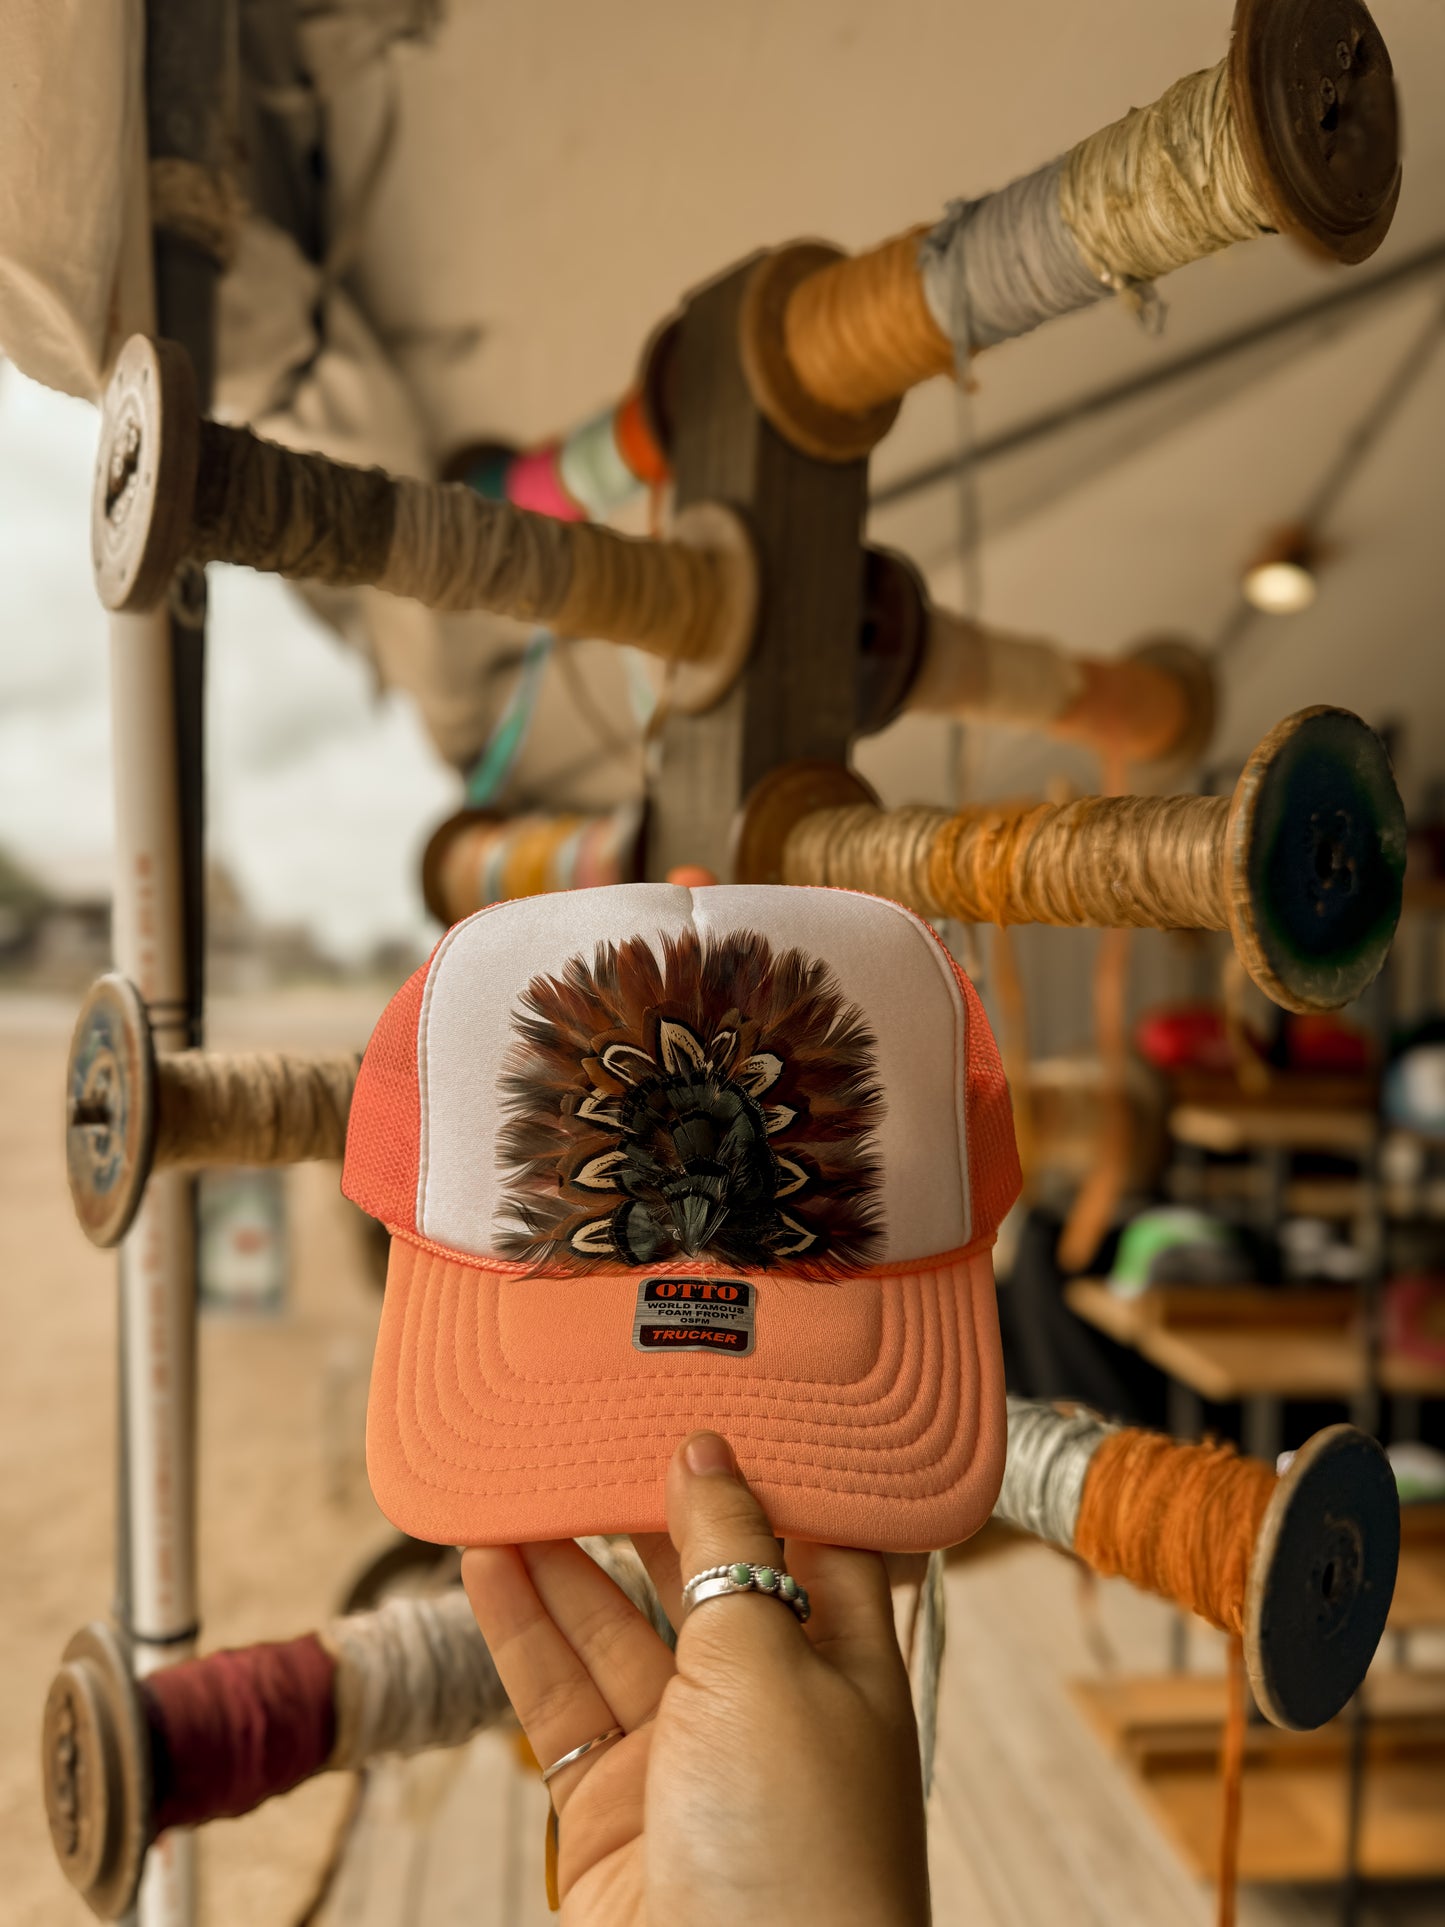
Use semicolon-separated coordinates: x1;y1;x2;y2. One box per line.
923;168;986;977
1217;1639;1249;1927
466;629;555;806
1059;747;1135;1272
906;1549;948;1801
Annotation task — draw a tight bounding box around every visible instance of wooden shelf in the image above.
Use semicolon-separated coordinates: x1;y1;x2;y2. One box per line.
1065;1281;1445;1402
1073;1671;1445;1886
1164;1069;1379;1155
1169;1103;1377;1155
1168;1072;1380;1111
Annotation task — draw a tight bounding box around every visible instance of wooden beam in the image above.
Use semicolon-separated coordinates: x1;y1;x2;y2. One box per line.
647;261;868;880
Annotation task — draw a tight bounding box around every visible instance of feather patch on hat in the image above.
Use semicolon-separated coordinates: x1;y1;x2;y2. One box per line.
496;928;885;1274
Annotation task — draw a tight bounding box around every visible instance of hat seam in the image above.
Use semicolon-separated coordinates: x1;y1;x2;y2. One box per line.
384;1221;997;1282
415;899;511;1239
399;1240;966;1438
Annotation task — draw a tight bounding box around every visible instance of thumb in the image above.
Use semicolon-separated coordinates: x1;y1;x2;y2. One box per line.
666;1433;804;1656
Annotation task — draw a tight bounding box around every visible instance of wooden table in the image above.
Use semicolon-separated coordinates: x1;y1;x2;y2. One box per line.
1065;1281;1445;1459
1393;1506;1445;1635
1072;1671;1445;1887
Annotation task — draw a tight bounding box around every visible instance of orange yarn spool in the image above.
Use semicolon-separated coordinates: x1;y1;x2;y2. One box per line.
1073;1430;1278;1927
1073;1429;1277;1634
614;387;670;486
782;226;953;417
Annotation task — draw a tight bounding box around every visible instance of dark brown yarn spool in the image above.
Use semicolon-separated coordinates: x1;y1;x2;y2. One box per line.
142;1634;338;1834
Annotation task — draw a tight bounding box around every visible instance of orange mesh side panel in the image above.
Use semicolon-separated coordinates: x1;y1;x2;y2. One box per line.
342;953;435;1231
945;951;1021;1246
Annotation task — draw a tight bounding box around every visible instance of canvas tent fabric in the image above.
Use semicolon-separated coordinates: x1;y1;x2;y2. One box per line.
0;0;572;779
0;1;145;400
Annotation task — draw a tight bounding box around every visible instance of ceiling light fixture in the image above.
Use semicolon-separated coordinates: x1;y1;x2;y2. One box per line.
1242;523;1319;615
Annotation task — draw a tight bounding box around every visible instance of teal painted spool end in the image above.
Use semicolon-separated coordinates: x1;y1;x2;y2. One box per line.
1227;706;1405;1014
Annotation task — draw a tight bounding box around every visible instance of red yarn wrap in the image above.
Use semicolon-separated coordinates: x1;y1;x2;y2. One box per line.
141;1632;339;1834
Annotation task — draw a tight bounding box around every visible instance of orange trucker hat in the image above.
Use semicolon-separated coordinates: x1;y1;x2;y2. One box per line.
343;883;1020;1553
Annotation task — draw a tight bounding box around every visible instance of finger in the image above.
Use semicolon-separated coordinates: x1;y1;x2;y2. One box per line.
461;1545;625;1810
666;1432;803;1659
786;1541;901;1649
786;1541;909;1695
519;1540;674;1728
629;1531;683;1628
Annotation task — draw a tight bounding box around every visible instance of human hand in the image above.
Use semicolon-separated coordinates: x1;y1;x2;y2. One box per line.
461;1431;931;1927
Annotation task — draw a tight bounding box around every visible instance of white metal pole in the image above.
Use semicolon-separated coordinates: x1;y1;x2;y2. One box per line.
110;612;200;1927
109;60;201;1927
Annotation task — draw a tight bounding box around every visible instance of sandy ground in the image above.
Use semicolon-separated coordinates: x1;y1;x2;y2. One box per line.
0;987;397;1926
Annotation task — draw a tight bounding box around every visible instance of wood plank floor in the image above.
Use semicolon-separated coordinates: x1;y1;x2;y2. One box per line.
313;1542;1445;1927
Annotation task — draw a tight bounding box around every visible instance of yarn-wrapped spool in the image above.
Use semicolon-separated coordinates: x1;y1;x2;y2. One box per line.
741;0;1399;457
42;1591;511;1922
863;547;1215;765
996;1399;1399;1730
449;384;672;524
422;801;645;926
91;337;757;717
65;975;360;1249
733;706;1406;1015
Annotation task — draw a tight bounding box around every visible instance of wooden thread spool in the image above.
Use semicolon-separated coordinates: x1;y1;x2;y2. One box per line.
92;337;758;717
740;0;1399;457
42;1592;509;1921
862;548;1216;766
65;975;360;1249
996;1399;1399;1731
733;706;1405;1015
421;802;644;927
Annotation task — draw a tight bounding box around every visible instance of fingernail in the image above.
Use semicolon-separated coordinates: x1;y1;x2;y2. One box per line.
684;1431;735;1477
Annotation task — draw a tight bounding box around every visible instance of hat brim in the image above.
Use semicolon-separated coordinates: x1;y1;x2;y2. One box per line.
366;1234;1005;1554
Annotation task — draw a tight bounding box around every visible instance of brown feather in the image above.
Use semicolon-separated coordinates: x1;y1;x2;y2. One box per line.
497;929;886;1274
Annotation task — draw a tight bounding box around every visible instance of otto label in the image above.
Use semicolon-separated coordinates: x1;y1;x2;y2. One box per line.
632;1277;755;1357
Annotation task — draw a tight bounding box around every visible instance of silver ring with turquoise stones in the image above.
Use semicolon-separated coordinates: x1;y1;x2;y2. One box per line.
682;1562;811;1624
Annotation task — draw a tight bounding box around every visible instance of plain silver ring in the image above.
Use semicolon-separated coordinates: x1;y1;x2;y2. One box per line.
539;1724;624;1784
